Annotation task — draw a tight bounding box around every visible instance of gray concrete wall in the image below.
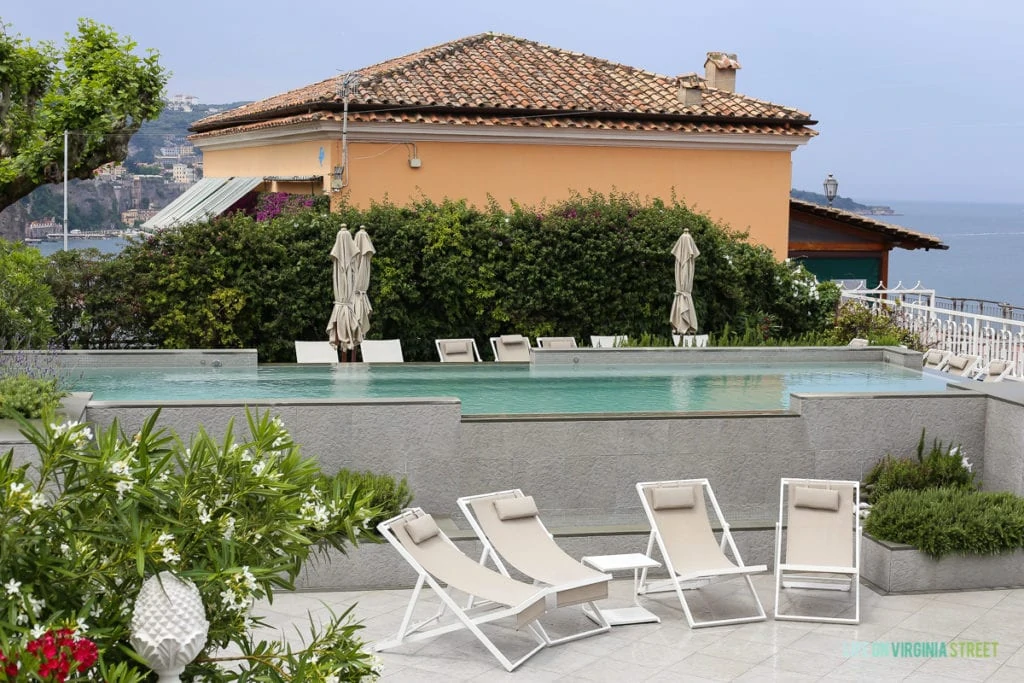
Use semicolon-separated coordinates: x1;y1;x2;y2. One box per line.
532;345;922;369
982;396;1024;494
2;349;257;369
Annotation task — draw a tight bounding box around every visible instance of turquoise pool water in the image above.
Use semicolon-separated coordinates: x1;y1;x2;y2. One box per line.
77;362;952;415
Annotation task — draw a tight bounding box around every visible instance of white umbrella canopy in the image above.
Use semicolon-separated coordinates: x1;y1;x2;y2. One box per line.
670;228;700;334
351;225;376;347
327;225;358;352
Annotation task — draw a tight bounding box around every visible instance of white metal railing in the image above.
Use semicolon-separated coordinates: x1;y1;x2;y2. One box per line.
841;285;1024;377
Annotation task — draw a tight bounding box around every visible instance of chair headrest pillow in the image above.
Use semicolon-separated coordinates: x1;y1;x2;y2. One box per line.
406;513;440;544
500;334;526;345
793;486;840;512
948;355;968;370
494;495;539;521
652;485;696;510
443;340;471;355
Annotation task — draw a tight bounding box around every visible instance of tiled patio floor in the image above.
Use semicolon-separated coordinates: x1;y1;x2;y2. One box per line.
253;575;1024;681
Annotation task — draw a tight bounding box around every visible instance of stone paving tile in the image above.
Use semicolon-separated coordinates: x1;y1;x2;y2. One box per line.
251;580;1023;681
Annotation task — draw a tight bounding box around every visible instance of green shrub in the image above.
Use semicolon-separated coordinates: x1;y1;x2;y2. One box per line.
0;239;56;347
59;192;842;361
0;375;67;419
863;429;975;503
332;468;413;529
864;488;1024;558
0;408;383;681
827;301;924;350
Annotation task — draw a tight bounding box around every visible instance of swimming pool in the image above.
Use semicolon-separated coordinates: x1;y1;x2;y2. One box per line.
77;361;952;414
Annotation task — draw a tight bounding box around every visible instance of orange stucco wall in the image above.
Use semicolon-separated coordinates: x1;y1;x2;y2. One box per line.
201;137;793;258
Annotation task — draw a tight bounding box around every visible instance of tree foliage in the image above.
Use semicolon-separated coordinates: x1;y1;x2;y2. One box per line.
0;18;167;211
0;239;55;346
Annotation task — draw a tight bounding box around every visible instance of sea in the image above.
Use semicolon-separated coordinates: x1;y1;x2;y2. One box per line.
882;200;1024;305
26;200;1023;306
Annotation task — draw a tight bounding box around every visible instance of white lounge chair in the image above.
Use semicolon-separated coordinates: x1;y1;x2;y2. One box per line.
294;341;338;363
360;339;404;363
974;358;1015;382
457;490;612;643
943;354;981;377
673;334;710;348
774;478;861;624
537;336;578;349
489;334;532;362
590;335;628;348
435;338;482;362
922;348;951;371
636;479;767;628
375;508;558;671
848;338;869;348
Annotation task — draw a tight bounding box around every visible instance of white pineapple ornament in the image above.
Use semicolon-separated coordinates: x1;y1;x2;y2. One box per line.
131;571;210;682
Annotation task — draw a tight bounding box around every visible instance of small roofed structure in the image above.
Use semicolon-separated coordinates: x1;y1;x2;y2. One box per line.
788;199;948;288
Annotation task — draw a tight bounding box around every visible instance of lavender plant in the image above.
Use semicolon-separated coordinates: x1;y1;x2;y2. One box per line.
0;408;384;681
0;342;71;419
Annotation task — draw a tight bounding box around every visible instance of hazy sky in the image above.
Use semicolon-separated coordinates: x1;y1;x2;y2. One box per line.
4;1;1022;203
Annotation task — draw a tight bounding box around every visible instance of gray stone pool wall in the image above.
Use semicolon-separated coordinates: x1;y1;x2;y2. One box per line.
11;346;1022;590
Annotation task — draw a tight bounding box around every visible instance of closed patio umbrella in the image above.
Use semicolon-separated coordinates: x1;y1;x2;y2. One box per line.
327;225;357;356
351;225;376;348
670;228;700;334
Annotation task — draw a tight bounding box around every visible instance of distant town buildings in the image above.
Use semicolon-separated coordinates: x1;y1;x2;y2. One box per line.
167;94;200;112
121;208;160;226
172;163;197;184
25;218;61;240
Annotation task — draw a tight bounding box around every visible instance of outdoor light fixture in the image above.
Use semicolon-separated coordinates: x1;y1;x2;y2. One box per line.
823;174;839;206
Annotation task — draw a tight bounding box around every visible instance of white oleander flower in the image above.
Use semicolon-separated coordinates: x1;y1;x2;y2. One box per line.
4;578;22;595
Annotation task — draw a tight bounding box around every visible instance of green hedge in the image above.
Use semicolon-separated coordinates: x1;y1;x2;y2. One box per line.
46;192;840;362
864;488;1024;558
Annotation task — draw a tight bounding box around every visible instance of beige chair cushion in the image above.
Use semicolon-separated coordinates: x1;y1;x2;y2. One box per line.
925;350;943;364
500;334;526;345
443;340;471;355
406;513;440;544
652;485;696;510
493;495;539;521
990;360;1009;374
794;486;840;511
948;355;968;370
549;339;574;349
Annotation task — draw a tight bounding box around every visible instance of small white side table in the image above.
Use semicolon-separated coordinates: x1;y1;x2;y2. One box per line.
581;552;661;625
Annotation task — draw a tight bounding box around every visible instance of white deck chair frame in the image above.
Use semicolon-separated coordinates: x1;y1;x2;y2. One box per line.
360;339;404;363
636;479;767;628
457;489;611;644
774;478;861;625
489;334;533;362
590;335;628;348
435;338;482;362
537;336;578;349
294;341;338;363
672;334;710;348
375;508;558;672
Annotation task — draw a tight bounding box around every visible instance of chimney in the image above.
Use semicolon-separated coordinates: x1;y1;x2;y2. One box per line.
676;73;702;107
704;52;741;92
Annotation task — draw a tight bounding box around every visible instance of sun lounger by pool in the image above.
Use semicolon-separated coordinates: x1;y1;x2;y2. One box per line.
847;338;869;348
943;353;981;377
974;358;1015;382
590;335;628;348
489;334;532;362
537;336;578;349
673;334;709;348
294;341;338;363
922;348;951;371
375;508;555;671
435;338;482;362
376;508;607;671
636;479;767;628
360;339;404;363
774;478;861;624
457;490;611;642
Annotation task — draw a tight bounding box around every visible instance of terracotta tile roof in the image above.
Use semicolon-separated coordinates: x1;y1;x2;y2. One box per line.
191;33;815;136
790;198;948;251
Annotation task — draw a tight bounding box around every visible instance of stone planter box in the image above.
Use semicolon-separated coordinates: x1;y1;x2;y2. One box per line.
862;533;1024;594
